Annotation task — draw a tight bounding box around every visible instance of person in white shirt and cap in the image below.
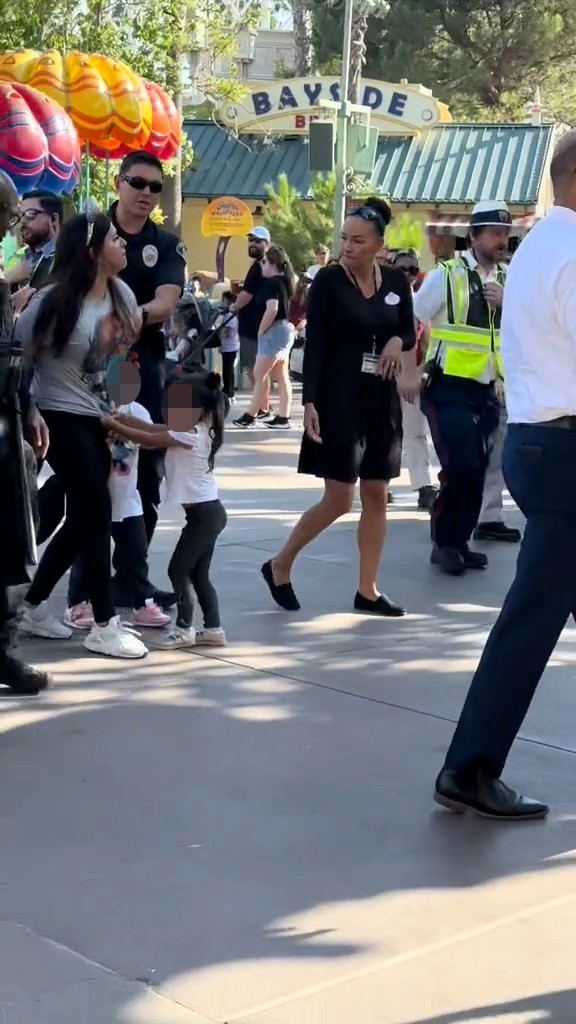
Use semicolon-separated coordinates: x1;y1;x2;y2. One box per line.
433;130;576;820
413;200;513;575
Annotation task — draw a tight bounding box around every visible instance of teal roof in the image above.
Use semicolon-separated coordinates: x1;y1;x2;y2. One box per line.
182;122;554;206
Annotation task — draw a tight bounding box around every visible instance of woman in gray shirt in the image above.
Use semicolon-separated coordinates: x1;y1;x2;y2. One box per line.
16;211;148;660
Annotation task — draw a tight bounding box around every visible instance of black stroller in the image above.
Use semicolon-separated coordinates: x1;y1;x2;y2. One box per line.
164;294;233;416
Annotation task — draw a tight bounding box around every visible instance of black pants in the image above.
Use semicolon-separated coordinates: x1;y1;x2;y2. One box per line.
36;470;65;544
422;375;499;548
68;515;150;610
220;351;237;399
444;424;576;778
168;500;227;629
26;411;115;624
136;353;166;544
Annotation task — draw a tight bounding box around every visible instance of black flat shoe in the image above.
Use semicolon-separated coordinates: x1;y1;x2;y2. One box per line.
261;561;300;611
434;768;549;820
354;592;406;617
461;545;488;570
431;545;467;576
474;521;521;543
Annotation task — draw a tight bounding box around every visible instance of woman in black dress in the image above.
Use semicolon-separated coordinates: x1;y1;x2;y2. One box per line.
262;197;416;616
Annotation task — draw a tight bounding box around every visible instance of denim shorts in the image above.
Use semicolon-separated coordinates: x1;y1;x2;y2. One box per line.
258;321;294;360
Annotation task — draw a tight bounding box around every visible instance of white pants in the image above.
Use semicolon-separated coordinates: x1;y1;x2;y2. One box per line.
480;400;507;523
401;397;433;491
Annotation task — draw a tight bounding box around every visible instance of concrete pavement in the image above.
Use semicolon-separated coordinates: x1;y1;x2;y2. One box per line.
1;411;575;1024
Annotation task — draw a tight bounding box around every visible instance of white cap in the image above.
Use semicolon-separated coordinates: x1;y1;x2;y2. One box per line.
248;226;271;242
470;201;511;228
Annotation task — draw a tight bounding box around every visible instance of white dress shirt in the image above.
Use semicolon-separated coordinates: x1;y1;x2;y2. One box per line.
413;250;500;383
500;206;576;423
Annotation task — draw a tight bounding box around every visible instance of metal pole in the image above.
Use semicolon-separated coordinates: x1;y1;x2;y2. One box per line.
332;0;355;254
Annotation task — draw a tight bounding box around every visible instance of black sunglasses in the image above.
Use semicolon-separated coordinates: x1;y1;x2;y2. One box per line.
121;174;163;195
351;207;385;235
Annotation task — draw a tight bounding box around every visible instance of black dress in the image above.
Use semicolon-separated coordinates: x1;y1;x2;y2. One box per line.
298;264;416;484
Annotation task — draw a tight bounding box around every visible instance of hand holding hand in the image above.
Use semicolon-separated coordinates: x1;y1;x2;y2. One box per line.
377;336;403;380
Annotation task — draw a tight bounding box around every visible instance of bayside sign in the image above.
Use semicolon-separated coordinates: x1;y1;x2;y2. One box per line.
220;78;447;136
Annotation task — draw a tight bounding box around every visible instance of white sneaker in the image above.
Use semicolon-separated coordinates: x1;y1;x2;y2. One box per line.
19;601;73;640
195;627;227;646
156;626;196;650
83;615;148;659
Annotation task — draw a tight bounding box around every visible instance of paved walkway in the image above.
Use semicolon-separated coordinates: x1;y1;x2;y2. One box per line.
1;410;575;1024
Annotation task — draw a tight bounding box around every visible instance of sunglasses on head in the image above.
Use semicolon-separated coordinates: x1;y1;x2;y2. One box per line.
122;174;163;195
351;207;384;234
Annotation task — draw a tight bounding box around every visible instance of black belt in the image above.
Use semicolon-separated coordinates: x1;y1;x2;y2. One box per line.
526;416;576;430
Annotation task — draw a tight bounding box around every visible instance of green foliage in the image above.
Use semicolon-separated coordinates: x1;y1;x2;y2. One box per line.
384;213;425;254
263;172;335;269
309;0;576;124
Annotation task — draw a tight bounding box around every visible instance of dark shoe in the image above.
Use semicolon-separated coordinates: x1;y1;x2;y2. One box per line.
431;545;466;576
266;415;291;430
147;587;177;611
261;560;300;611
417;485;437;512
434;769;549;821
354;591;406;617
233;413;255;428
461;544;488;570
387;491;395;504
0;654;50;695
256;408;273;420
474;521;521;543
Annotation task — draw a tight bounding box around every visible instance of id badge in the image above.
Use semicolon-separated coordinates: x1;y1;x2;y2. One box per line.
361;353;378;374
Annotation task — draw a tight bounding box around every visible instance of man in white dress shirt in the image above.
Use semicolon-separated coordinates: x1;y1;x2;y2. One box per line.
434;130;576;820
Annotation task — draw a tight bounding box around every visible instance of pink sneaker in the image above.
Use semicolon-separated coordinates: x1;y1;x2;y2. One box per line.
131;599;172;629
64;602;95;630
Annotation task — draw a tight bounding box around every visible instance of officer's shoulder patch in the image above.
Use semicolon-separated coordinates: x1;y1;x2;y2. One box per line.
176;241;187;261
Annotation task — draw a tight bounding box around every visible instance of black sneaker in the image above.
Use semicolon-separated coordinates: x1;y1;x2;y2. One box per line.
431;545;466;576
0;654;50;695
233;413;255;428
417;485;438;512
147;587;177;611
474;521;521;543
266;415;291;430
461;545;488;570
256;408;273;420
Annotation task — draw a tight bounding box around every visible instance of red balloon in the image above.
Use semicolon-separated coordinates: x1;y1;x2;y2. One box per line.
0;80;79;193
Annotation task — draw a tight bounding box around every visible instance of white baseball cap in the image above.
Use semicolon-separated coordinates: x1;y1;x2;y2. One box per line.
248;226;271;242
470;201;512;228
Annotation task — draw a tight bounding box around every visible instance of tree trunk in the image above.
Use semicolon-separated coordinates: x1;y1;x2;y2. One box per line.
348;13;368;103
162;87;183;237
291;0;314;76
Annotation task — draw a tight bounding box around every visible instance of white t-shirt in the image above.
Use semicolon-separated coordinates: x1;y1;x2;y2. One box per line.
219;313;240;353
306;263;325;280
161;421;218;505
500;206;576;423
108;401;152;522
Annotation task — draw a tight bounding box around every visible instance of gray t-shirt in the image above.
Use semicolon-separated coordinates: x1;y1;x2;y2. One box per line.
15;280;138;417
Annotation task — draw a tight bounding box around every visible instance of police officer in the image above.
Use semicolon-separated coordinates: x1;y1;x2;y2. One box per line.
110;152;185;605
0;170;51;694
414;201;511;575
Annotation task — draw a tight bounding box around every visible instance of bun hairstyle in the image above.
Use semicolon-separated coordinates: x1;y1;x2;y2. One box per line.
264;243;296;299
350;196;392;238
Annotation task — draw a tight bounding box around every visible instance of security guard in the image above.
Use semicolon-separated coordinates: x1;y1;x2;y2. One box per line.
110;152;185;551
414;201;511;575
0;170;51;694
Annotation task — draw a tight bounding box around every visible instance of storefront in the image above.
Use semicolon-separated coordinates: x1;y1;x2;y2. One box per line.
181;77;555;282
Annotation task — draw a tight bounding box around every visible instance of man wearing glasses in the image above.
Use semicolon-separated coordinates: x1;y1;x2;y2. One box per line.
6;190;62;314
110;152;186;607
0;170;51;694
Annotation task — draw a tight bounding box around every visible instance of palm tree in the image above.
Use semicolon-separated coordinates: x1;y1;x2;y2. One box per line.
291;0;315;76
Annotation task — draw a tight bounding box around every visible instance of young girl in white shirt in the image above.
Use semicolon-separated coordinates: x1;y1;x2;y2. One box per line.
101;373;227;649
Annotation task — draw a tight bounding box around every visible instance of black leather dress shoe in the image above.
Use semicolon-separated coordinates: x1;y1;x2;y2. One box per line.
430;545;466;576
434;769;549;820
461;545;488;570
474;521;521;543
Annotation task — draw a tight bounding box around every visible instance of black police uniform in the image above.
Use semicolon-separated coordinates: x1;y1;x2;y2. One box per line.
109;203;185;541
0;279;49;694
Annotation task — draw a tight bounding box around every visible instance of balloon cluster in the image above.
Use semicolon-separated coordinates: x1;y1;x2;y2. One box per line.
0;80;80;194
0;49;180;174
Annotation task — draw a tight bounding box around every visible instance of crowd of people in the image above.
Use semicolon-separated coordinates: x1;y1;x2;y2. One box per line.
1;129;575;821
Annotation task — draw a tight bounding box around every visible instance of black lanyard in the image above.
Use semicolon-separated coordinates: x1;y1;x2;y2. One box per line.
346;264;377;297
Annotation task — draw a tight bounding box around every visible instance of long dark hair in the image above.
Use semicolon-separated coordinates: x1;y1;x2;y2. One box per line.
264;244;296;299
185;370;225;471
32;212;135;357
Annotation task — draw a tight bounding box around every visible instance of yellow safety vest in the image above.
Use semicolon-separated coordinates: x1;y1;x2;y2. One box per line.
427;258;507;382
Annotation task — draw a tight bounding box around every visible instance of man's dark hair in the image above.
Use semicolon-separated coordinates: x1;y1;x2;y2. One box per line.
22;189;63;221
119;151;164;177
